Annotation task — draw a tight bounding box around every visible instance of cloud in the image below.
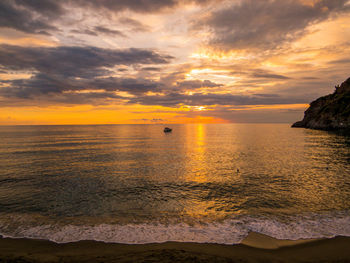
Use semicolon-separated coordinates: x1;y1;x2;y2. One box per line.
70;0;178;13
301;77;319;80
71;26;127;37
0;0;217;34
91;78;161;94
0;45;173;78
253;93;280;98
118;17;151;32
70;0;217;13
196;0;350;51
0;74;159;104
252;72;290;80
174;80;223;91
0;0;61;34
193;106;305;123
142;67;162;71
0;44;173;102
129;92;307;107
94;26;127;37
13;0;64;15
328;58;350;64
70;29;98;36
136;118;164;122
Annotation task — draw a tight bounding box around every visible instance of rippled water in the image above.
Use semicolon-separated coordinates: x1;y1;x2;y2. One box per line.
0;124;349;243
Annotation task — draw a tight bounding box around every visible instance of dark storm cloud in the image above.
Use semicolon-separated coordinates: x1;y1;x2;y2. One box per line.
0;45;173;78
1;73;77;98
0;44;172;100
197;0;349;50
0;0;217;34
70;0;216;13
70;0;177;13
39;91;125;106
12;0;64;15
0;0;61;34
0;74;161;101
91;78;161;94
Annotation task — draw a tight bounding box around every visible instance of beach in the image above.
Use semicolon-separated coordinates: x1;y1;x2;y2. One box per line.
1;233;350;262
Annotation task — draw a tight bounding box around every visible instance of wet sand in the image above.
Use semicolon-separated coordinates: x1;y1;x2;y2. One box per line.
1;232;350;262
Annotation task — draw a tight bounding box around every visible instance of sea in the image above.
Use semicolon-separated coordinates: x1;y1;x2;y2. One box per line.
0;124;349;244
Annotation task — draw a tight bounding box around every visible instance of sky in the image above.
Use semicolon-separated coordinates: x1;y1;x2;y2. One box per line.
0;0;350;125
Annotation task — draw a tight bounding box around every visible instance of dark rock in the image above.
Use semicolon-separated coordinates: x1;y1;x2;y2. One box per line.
292;77;350;131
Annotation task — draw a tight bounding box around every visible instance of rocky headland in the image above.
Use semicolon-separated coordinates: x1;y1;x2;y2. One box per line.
292;77;350;131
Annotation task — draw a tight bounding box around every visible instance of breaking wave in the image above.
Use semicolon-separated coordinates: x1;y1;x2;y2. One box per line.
1;211;350;244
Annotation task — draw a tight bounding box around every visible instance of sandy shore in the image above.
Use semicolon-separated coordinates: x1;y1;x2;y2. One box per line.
1;232;350;262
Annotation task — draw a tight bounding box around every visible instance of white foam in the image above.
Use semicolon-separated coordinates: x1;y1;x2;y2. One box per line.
0;222;247;244
243;212;350;240
1;212;350;244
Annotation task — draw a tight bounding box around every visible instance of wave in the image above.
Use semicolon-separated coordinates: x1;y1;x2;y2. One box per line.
1;212;350;244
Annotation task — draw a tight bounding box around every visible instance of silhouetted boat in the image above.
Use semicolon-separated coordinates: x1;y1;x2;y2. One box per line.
164;127;172;133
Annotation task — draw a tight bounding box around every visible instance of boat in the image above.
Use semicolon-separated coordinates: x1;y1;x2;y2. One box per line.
163;127;172;133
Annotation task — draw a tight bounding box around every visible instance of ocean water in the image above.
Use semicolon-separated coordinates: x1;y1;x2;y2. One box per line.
0;124;349;244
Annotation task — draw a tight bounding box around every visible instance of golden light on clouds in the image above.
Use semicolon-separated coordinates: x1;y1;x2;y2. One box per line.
0;36;57;47
190;50;255;62
0;28;57;47
0;73;33;81
185;68;237;85
0;0;349;125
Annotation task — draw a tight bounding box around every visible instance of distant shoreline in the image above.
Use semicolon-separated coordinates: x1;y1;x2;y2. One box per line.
1;233;350;262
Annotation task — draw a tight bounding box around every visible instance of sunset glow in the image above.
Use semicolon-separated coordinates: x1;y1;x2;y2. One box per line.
0;0;349;124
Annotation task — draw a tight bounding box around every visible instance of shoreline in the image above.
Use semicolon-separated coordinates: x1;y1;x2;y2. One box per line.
1;233;350;262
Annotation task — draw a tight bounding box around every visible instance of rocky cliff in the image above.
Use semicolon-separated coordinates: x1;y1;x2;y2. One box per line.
292;77;350;131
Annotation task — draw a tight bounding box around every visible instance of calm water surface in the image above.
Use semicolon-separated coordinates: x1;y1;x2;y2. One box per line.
0;124;349;243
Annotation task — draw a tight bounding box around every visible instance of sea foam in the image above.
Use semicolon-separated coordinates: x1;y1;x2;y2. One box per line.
1;211;350;244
